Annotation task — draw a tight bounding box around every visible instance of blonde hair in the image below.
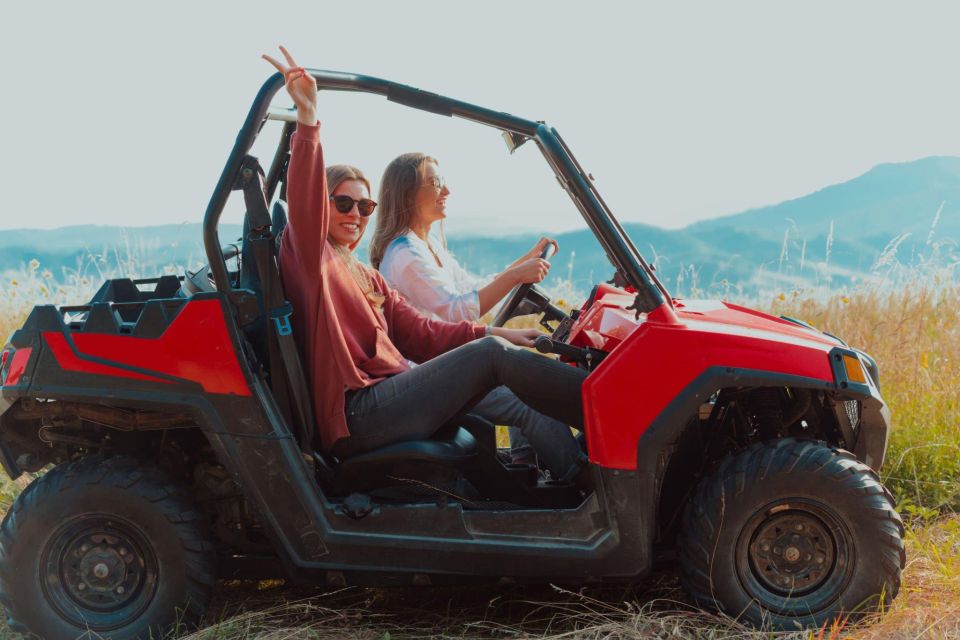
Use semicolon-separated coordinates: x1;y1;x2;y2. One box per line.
324;165;385;310
325;164;371;201
368;152;437;269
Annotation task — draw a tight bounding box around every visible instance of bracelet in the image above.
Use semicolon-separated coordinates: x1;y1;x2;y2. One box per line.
485;326;493;337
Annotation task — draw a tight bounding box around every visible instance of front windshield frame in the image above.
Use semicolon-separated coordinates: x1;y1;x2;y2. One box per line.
202;70;669;312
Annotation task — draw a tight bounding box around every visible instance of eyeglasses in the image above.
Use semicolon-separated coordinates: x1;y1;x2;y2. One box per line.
329;195;377;217
422;175;446;190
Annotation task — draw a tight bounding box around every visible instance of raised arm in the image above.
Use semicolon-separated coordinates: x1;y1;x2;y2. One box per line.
262;47;317;126
262;47;328;267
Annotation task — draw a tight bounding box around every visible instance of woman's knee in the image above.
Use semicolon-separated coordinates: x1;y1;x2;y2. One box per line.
474;335;514;354
461;336;517;376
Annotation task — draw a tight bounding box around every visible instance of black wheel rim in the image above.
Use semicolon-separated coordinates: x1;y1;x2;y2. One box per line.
41;514;160;631
735;499;854;617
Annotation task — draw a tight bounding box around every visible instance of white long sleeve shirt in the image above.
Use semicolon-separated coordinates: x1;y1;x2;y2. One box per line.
379;230;492;322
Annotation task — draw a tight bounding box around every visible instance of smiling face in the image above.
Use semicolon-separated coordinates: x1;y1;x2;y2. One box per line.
327;179;370;248
413;160;450;227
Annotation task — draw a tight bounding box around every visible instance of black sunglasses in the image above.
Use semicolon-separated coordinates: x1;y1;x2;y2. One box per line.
329;195;377;217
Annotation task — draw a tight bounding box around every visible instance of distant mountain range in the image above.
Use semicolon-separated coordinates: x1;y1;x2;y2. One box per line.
2;156;958;297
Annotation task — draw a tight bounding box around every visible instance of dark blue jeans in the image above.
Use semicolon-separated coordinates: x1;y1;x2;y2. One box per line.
334;336;587;480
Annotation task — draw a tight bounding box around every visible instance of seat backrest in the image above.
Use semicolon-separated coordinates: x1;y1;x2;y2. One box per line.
236;195;326;462
237;213;269;377
239;199;293;370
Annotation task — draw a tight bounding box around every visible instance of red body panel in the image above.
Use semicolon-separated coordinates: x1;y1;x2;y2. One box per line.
574;291;839;470
43;334;173;385
43;299;250;396
4;348;33;387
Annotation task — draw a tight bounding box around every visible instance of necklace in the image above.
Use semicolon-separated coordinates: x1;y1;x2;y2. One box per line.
411;225;444;268
333;243;386;313
425;241;443;268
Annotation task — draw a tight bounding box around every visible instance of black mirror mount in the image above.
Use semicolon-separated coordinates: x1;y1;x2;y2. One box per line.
501;130;529;154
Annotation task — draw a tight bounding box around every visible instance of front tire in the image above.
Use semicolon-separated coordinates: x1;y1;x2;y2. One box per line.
0;455;216;639
678;438;904;629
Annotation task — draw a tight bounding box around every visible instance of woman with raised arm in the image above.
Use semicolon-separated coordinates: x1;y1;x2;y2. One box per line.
262;48;586;480
371;153;580;469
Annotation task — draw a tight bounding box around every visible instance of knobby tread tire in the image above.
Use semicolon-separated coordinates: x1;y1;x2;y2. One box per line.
0;455;216;639
677;438;905;630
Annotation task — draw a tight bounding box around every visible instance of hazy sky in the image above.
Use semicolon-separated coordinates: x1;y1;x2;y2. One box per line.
3;1;960;235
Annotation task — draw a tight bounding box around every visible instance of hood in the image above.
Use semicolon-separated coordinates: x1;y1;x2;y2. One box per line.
672;299;840;349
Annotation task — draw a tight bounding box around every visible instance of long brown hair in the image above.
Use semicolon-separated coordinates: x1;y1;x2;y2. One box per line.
368;152;436;269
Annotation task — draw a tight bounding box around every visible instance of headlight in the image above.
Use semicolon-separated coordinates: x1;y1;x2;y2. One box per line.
842;353;867;384
830;348;873;391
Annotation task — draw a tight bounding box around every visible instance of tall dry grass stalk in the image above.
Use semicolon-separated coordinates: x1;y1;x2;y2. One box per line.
0;260;104;341
770;285;960;513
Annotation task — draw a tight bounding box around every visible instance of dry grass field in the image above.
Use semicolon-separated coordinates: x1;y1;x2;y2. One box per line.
0;263;958;638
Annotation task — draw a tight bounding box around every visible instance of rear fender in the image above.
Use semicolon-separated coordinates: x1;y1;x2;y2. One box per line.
1;324;43;480
0;294;256;477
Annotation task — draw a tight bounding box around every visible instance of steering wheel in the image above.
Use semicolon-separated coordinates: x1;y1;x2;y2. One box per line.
491;243;556;327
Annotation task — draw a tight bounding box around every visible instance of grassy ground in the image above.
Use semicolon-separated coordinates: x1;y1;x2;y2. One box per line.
182;517;960;639
0;275;959;637
0;517;954;639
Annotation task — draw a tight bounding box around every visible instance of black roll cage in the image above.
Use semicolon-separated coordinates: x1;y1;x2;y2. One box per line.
202;70;669;313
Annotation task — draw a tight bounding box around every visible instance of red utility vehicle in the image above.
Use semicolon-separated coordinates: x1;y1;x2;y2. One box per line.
0;70;904;639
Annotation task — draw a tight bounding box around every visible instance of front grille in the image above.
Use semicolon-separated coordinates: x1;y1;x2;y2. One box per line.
844;400;861;430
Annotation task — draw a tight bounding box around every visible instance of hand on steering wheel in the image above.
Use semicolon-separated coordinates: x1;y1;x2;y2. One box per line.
523;237;559;262
491;243;557;327
509;256;551;285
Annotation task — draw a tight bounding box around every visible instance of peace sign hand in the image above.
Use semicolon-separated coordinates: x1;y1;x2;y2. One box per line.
262;46;317;125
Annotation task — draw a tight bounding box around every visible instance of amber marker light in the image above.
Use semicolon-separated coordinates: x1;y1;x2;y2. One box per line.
842;353;867;385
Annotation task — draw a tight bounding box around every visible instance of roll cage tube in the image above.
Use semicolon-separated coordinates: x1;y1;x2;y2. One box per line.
535;127;667;314
203;70;670;314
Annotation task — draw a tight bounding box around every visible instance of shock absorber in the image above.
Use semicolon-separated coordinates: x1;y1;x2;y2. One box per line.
746;388;784;438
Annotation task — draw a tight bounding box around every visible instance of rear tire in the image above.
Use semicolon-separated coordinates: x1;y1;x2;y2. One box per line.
678;438;904;630
0;455;216;639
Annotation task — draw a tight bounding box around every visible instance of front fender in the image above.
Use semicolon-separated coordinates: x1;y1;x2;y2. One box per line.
582;319;838;470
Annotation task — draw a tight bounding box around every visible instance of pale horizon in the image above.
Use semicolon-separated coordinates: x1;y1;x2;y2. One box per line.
0;152;953;237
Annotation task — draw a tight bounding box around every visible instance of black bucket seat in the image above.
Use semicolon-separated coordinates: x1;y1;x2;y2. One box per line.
233;157;478;495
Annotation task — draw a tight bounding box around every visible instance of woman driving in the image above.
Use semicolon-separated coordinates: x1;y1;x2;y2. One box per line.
370;153;581;473
262;47;587;480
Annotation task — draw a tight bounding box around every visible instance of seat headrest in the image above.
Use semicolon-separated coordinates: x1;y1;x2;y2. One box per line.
272;200;288;249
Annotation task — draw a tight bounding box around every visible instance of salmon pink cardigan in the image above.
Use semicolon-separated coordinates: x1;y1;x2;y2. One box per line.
279;123;485;451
